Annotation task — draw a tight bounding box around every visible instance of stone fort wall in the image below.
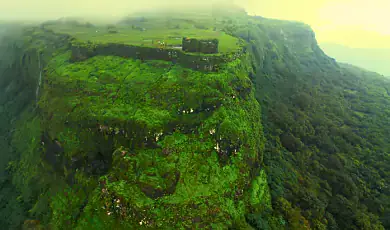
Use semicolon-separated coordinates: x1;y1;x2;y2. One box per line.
182;37;219;54
70;42;242;72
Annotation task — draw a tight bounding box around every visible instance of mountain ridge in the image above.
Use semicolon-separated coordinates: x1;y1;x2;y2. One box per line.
0;8;390;229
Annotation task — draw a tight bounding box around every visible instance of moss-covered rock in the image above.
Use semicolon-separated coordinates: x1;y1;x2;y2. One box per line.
31;46;266;228
3;14;274;229
182;37;219;54
69;40;238;72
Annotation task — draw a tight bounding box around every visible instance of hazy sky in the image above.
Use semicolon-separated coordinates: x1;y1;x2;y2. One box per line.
248;0;390;48
1;0;389;48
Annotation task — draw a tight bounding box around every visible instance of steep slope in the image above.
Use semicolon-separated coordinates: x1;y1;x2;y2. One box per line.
2;8;390;230
0;16;278;229
0;24;63;228
236;16;390;230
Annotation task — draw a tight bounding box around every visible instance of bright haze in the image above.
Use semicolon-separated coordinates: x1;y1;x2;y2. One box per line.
1;0;389;75
0;0;246;22
247;0;390;75
1;0;388;48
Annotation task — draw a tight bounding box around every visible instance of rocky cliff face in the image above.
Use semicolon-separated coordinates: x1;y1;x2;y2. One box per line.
0;24;73;229
242;15;390;230
5;10;381;230
0;25;40;229
0;18;274;229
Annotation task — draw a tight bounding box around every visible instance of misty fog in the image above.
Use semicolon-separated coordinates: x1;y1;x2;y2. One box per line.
0;0;248;23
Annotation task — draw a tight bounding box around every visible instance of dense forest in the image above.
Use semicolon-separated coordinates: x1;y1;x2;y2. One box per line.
0;25;34;228
0;5;390;230
234;18;390;229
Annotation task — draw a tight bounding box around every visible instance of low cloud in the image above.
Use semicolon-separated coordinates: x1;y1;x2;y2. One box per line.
0;0;247;22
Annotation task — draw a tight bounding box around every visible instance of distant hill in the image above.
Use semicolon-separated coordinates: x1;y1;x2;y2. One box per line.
319;42;390;76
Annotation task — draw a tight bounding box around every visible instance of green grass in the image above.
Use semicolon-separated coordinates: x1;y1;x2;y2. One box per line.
33;48;267;228
46;24;240;53
3;13;269;229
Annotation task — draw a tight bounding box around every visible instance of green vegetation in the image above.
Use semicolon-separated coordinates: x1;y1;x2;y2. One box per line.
0;17;273;228
0;26;39;229
234;16;390;230
45;17;240;53
35;47;266;229
1;6;390;230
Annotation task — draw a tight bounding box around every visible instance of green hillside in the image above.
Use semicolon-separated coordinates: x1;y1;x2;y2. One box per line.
0;6;390;230
238;17;390;229
0;12;270;229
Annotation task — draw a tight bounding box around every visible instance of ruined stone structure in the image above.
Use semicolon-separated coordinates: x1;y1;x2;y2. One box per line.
70;42;238;72
182;37;219;54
